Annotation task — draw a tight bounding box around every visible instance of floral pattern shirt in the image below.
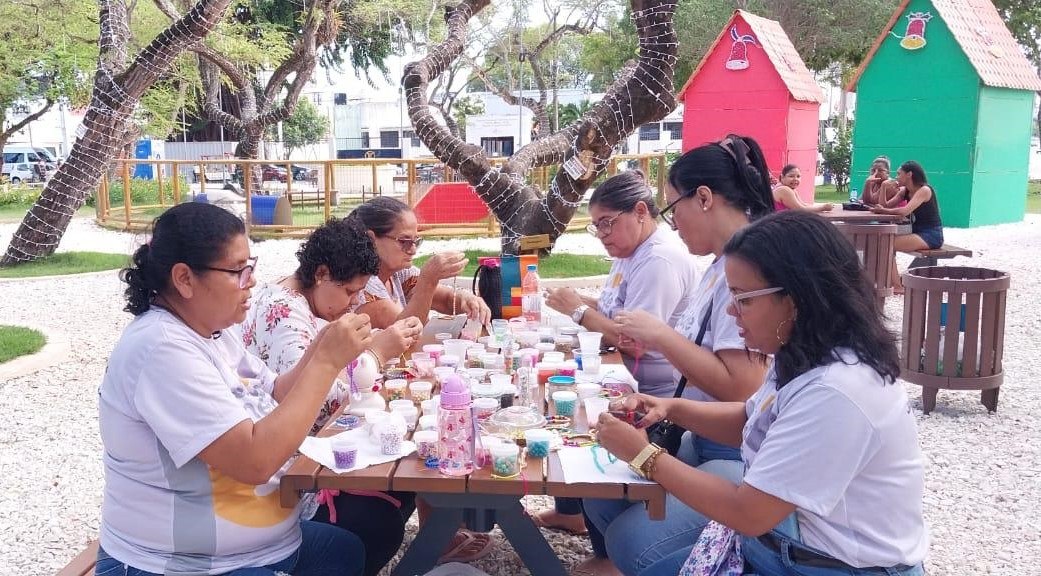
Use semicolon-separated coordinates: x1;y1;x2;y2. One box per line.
241;283;349;434
354;267;421;310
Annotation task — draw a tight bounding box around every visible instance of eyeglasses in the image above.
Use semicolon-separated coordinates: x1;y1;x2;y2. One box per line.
731;286;785;315
203;256;258;289
385;235;423;251
586;213;624;237
659;195;688;230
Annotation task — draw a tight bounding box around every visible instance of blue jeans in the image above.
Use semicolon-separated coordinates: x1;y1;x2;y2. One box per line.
639;516;925;576
95;521;365;576
583;433;744;576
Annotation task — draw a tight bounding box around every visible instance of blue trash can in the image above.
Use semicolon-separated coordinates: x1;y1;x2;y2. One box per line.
251;195;277;225
195;193;209;204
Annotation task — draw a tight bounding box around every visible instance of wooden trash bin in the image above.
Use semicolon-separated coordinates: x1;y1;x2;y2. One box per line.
833;222;897;306
901;266;1010;414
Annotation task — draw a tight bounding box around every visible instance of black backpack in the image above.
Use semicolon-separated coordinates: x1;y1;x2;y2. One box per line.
472;261;503;320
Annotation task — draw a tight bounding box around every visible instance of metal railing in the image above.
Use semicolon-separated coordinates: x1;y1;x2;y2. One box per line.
93;153;668;238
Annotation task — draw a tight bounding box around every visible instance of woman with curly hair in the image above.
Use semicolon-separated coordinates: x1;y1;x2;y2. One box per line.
241;216;423;576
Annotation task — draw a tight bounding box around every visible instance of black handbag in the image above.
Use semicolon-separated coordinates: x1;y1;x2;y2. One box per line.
473;262;503;320
645;298;713;456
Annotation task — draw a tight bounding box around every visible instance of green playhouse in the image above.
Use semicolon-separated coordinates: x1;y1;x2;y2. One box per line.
847;0;1041;227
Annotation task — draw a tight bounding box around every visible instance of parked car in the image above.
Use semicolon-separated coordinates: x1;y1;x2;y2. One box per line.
233;164;288;183
290;164;318;182
2;146;57;183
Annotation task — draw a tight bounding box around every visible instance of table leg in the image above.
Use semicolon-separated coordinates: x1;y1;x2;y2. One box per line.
392;503;464;576
496;501;568;576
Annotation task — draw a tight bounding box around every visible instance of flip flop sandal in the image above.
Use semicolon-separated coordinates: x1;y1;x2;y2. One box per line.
528;510;589;536
437;529;494;564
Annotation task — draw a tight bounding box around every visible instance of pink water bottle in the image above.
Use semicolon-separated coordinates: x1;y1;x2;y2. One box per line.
438;374;475;476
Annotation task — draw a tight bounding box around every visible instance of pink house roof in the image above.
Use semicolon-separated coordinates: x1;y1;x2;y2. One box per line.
848;0;1041;92
677;10;824;103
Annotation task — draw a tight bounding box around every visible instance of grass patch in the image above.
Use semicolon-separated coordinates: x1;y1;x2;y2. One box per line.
0;251;129;278
0;325;46;363
814;185;846;204
1028;180;1041;214
0;204;94;223
415;249;612;279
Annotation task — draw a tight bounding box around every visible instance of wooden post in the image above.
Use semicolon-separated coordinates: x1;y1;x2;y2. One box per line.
407;161;417;207
324;161;333;221
656;154;667;206
122;160;132;227
172;162;181;204
156;161;165;207
244;162;253;225
199;163;206;196
371;161;378;200
285;162;292;199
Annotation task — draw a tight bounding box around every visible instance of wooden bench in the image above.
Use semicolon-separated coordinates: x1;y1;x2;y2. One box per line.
904;244;973;268
57;540;98;576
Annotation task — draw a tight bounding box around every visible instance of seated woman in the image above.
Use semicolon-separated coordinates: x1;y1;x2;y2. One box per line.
97;203;369;575
350;197;491;329
871;160;944;294
537;170;700;538
772;164;833;212
861;155;902;206
241;216;423;576
579;135;774;576
595;210;927;576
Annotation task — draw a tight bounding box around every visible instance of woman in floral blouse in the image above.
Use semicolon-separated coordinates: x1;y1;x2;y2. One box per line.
241;216;422;576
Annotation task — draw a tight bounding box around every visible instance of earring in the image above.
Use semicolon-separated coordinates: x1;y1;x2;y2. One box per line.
702;207;708;212
775;318;792;345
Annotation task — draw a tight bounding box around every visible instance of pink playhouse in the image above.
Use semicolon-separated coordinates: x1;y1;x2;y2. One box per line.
676;10;824;200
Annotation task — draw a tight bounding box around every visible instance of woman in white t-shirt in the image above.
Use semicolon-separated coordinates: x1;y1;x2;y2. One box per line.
242;216;423;576
97;203;373;575
597;211;927;576
580;135;776;576
350;197;491;329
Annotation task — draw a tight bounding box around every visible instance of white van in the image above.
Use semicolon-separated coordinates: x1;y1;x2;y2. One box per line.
2;146;57;183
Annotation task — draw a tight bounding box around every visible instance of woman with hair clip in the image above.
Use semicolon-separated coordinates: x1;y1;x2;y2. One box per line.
96;203;369;575
596;211;927;576
578;135;774;576
535;170;699;544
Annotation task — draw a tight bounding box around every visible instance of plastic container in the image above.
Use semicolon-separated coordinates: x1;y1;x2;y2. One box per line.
472;382;501;401
473;397;500;421
578;351;601;374
542;351;566;364
421;398;439;416
438;374;475;476
491;441;521;478
376;413;407;456
389;399;414;411
414;430;438;459
409;380;434;402
433;366;456;385
578;332;603;354
486;406;547;441
521;264;542;323
524;428;552;459
466;348;485;369
584;397;610;427
418;414;438;431
547;375;577;397
517;331;540;348
554;335;574;354
558;360;578;378
443;339;470;361
577;382;602;400
364;410;390;436
411;352;435;378
391;405;419;430
384;379;407;401
438;354;461;370
481;353;504;371
331;434;359;469
536;362;561;387
475;435;502;469
423;344;445;364
538;327;555;344
552;390;578;417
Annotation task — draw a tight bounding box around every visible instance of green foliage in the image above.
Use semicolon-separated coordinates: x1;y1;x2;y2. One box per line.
102;178;190;207
0;326;46;363
279;99;330;158
579;12;638;92
552;101;594;127
0;186;43;207
0;252;129;278
822;121;854;195
452;96;486;139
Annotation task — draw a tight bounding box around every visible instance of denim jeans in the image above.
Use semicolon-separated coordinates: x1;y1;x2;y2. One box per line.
95;521;365;576
583;433;744;576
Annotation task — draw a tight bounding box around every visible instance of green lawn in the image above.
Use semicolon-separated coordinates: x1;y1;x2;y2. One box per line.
415;249;612;279
813;184;847;204
0;251;129;278
0;325;46;363
0;204;94;223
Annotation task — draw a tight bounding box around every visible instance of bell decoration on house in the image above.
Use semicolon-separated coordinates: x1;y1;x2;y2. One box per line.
725;26;758;71
898;12;933;50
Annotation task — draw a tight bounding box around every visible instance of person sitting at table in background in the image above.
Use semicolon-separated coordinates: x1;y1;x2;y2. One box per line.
595;211;927;576
578;135;773;576
350;197;491;329
537;170;700;539
241;216;423;576
871;160;944;294
771;164;833;212
97;203;368;576
861;155;902;207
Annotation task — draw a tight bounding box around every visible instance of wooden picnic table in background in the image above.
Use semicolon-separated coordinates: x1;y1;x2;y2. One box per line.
280;351;666;576
818;207;906;224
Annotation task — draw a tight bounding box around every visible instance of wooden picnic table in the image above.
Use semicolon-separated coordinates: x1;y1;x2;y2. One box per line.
280;352;666;576
818;207;906;224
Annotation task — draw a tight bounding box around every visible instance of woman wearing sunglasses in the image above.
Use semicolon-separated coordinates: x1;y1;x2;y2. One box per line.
240;216;423;576
97;203;370;575
350;197;491;330
580;135;775;576
596;211;927;576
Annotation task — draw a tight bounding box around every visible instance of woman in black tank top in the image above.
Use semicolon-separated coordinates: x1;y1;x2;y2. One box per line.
869;161;944;293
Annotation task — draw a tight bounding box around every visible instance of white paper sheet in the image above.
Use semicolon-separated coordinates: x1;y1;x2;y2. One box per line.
299;429;416;474
418;313;468;345
577;363;639;393
556;445;655;485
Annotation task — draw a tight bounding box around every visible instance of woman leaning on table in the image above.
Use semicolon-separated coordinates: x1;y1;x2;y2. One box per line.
350;196;491;329
597;211;927;576
97;203;368;575
578;135;774;576
240;216;422;576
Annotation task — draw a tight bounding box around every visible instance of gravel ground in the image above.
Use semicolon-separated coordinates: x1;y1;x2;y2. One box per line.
1;216;1039;575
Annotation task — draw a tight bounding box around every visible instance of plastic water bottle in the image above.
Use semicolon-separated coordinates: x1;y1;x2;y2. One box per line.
515;354;539;413
850;188;859;202
521;264;542;324
438;374;475;476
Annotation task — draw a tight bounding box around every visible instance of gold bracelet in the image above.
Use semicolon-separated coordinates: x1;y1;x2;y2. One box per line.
642;445;666;481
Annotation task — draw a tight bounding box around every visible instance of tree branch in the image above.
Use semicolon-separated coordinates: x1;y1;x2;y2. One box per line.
0;99;55;142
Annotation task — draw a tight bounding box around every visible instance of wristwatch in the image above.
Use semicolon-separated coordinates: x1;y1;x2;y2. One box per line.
571;304;590;324
628;443;665;480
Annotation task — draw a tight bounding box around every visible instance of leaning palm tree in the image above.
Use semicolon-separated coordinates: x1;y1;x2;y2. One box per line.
404;0;678;255
1;0;235;265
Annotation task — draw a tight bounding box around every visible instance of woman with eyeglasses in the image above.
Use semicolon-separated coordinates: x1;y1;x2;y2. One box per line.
595;211;927;576
240;216;423;576
580;135;775;576
97;203;370;575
